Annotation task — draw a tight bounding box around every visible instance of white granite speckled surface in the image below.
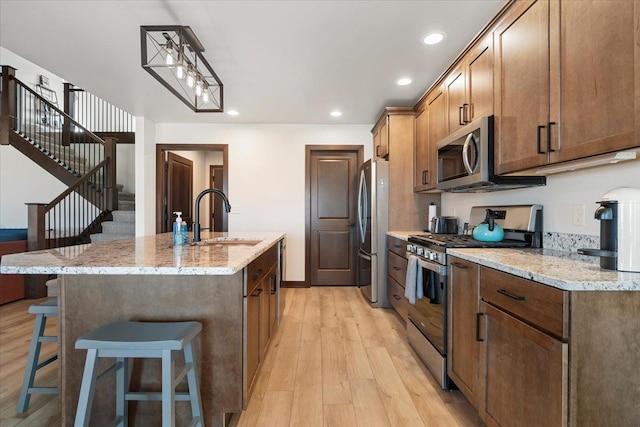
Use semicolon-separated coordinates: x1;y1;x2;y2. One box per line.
387;231;421;241
0;232;285;275
447;247;640;291
543;232;600;252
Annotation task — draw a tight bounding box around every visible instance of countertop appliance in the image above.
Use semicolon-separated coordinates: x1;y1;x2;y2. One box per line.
436;116;546;192
430;216;459;234
578;187;640;272
356;159;389;307
405;204;543;389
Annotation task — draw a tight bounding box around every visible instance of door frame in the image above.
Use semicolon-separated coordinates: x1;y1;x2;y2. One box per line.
155;144;229;234
304;145;364;287
165;151;194;232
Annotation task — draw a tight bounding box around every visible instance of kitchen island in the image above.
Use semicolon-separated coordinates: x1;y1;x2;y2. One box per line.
0;231;285;427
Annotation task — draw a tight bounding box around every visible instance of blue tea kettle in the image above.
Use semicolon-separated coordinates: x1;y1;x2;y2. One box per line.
472;209;504;242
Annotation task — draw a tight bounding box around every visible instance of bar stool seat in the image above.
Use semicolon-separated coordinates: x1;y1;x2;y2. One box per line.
17;298;58;414
74;321;204;427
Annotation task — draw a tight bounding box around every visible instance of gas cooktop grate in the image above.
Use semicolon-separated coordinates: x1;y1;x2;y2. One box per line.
408;233;530;248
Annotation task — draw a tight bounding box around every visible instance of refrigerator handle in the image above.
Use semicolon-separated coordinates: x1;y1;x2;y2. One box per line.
357;170;367;244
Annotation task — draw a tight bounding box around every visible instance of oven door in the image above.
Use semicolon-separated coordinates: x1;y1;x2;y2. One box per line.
407;256;450;389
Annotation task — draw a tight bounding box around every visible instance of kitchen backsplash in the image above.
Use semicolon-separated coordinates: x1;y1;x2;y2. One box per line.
543;232;599;253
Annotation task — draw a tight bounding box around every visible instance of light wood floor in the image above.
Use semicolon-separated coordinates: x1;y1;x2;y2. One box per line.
0;288;483;426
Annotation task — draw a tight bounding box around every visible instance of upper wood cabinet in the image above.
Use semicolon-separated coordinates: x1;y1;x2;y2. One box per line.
372;116;389;159
414;85;446;192
445;34;494;133
494;0;639;174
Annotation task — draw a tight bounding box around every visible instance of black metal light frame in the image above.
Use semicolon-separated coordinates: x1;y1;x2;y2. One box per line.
140;25;223;113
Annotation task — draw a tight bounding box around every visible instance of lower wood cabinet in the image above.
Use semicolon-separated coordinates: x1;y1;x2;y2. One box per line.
480;300;567;427
387;236;409;324
447;257;481;410
446;260;640;427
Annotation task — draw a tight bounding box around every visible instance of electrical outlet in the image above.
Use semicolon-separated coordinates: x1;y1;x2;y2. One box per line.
572;204;585;227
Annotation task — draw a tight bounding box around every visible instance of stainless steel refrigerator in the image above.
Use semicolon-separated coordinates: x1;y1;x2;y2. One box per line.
356;159;389;307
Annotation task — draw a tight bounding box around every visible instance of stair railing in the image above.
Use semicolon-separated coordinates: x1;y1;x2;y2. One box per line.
64;83;135;143
26;159;111;250
1;66;118;250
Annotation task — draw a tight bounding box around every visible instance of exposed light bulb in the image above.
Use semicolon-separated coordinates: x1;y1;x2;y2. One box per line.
202;91;210;104
195;77;203;97
186;66;196;88
165;40;175;65
176;64;185;79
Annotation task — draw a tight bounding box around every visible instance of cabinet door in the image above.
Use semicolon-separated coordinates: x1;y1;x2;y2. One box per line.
447;257;481;410
481;301;568;427
246;285;262;387
494;0;550;174
446;66;467;133
378;118;389;158
414;105;431;191
268;270;277;338
466;34;494;122
548;0;638;163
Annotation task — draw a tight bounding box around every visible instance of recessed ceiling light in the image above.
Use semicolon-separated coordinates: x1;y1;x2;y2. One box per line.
423;31;446;45
227;110;239;116
397;78;413;86
330;111;343;117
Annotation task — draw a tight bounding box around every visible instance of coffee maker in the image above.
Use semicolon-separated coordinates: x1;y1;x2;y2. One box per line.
579;187;640;272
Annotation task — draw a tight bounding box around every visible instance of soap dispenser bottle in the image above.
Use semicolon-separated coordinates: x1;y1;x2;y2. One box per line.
173;212;185;246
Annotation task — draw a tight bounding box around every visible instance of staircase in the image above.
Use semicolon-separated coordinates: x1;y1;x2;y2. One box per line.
90;185;136;243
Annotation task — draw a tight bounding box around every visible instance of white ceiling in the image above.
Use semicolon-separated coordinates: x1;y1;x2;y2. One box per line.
0;0;505;125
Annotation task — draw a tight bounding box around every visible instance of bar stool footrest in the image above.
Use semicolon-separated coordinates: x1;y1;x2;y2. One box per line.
27;386;58;395
125;391;192;402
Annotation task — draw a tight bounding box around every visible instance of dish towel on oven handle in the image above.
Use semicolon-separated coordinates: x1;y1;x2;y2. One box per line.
405;255;424;304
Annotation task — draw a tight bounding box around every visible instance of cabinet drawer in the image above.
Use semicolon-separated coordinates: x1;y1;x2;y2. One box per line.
480;266;568;339
387;275;408;324
387;236;408;258
388;250;408;286
247;245;278;295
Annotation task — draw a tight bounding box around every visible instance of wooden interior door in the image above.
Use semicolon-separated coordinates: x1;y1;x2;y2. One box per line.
165;152;193;232
209;165;225;232
307;147;362;286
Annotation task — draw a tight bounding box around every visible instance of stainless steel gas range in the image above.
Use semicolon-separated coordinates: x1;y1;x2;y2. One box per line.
405;205;543;389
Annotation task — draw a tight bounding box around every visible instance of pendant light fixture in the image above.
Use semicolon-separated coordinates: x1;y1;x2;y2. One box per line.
140;25;223;113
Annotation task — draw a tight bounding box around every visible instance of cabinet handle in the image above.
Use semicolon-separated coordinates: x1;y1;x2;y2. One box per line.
254;268;264;278
376;145;380;157
547;122;556;152
393;294;402;301
422;170;428;185
463;103;470;123
393;244;402;248
476;312;485;342
393;266;401;271
497;288;525;301
451;262;468;269
251;288;263;297
537;125;546;154
459;106;465;126
270;274;277;294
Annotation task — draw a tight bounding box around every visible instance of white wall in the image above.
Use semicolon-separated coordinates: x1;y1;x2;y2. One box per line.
134;117;156;237
441;160;640;235
155;123;373;281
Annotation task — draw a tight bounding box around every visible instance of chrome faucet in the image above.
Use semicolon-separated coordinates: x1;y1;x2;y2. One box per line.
193;188;232;243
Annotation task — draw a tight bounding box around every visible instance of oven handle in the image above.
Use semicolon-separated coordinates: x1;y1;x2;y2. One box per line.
416;257;448;276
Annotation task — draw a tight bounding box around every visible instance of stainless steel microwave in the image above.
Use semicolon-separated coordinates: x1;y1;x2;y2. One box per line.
436;115;546;192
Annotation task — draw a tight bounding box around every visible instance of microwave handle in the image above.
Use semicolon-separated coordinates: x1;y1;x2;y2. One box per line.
462;132;477;175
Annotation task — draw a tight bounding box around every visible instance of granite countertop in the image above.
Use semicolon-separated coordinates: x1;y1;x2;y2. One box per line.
0;232;285;275
448;247;640;291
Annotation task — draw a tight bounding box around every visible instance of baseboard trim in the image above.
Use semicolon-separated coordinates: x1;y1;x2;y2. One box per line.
282;280;308;288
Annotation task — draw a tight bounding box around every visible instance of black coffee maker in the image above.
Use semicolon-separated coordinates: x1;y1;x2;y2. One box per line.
578;187;640;272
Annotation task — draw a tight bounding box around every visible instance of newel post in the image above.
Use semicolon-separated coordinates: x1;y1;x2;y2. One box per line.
104;137;118;211
25;202;48;299
0;65;17;145
62;82;74;146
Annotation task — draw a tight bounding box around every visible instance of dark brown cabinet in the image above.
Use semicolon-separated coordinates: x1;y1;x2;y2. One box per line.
447;257;481;410
494;0;639;174
245;244;280;396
